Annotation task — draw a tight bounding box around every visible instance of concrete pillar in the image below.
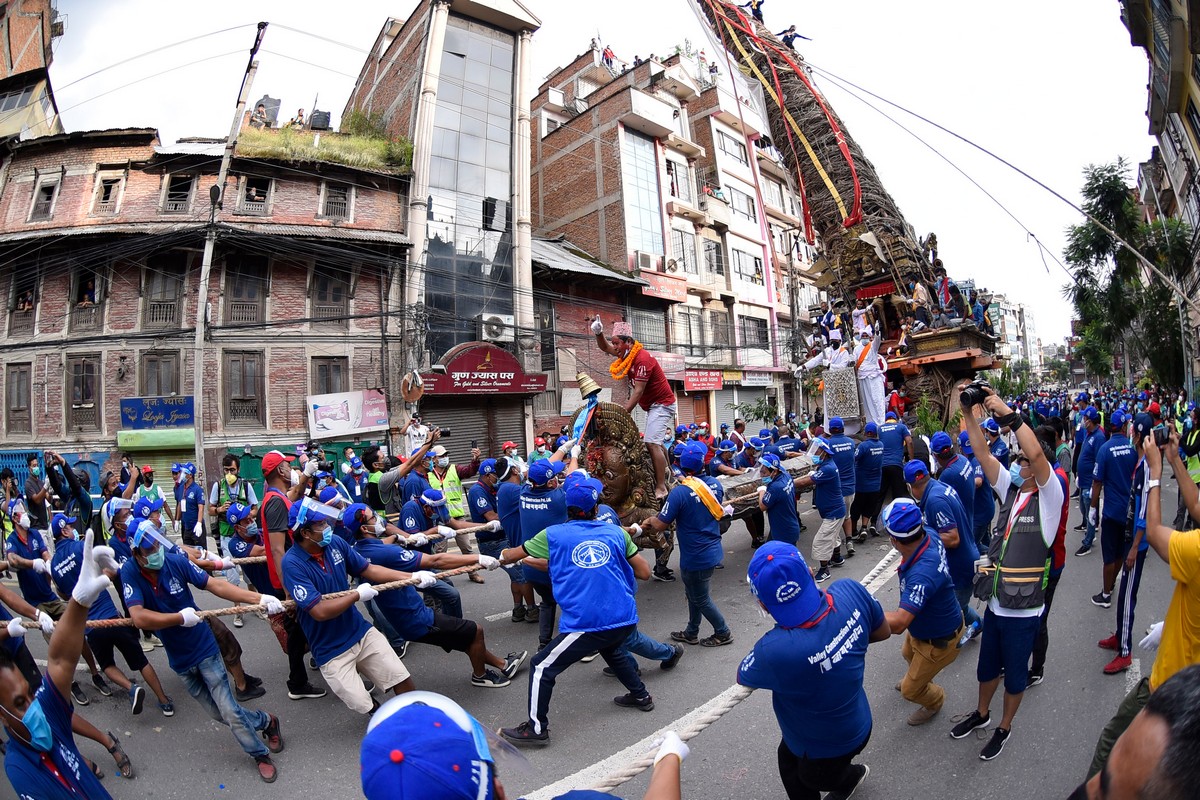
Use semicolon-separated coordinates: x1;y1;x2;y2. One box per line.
513;27;537;445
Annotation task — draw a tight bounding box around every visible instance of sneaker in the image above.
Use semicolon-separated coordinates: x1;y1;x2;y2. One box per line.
287;683;327;700
957;621;980;648
91;673;113;697
950;710;991;739
129;684;145;715
830;554;846;568
524;606;540;623
502;650;529;680
233;614;244;628
670;630;699;645
661;644;685;671
1071;488;1081;498
395;642;409;659
867;525;880;538
261;714;284;753
1075;543;1092;556
845;541;856;557
245;674;264;689
700;632;734;647
853;528;868;543
139;638;155;653
471;669;511;688
653;567;677;582
603;664;642;677
979;727;1011;760
825;764;869;800
1073;522;1086;531
613;692;654;712
500;721;549;746
511;605;527;623
814;567;831;583
1103;654;1133;674
255;755;278;783
237;683;266;702
70;681;89;706
907;706;939;726
158;697;175;717
1091;591;1112;608
146;634;163;648
580;652;599;663
1098;634;1118;650
1027;670;1044;687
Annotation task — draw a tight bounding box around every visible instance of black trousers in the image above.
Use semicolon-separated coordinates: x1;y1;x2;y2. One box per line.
1031;571;1061;674
778;730;870;800
745;509;766;543
881;465;907;504
526;623;644;735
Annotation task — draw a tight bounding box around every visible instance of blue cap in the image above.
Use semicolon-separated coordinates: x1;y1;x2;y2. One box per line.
1110;410;1128;428
760;453;782;471
720;422;730;430
565;481;600;511
885;411;898;420
1138;391;1149;401
864;422;879;436
688;423;698;431
350;457;364;470
982;418;1001;433
746;437;765;451
478;459;497;476
341;503;371;536
717;439;738;453
758;428;772;438
679;441;707;472
420;489;446;507
958;430;973;455
555;435;569;448
132;495;164;519
528;459;566;485
883;498;924;538
181;462;196;476
747;542;823;628
1082;407;1099;422
828;417;844;431
929;431;954;455
319;486;343;506
1133;412;1155;436
315;470;333;480
50;513;76;538
903;459;929;484
226;503;253;526
562;470;591;491
675;424;689;436
170;462;182;473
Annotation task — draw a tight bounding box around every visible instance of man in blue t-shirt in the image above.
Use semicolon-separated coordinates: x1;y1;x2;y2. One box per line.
174;463;207;548
734;438;769;546
1088;410;1137;608
1075;407;1107;555
758;453;801;545
961;432;995;549
879;411;914;502
641;442;731;647
496;458;535;622
121;520;285;781
880;499;965;726
519;469;569;647
464;458;504;586
984;418;1010;469
930;430;975;524
906;459;980;636
739;541;888;799
794;439;845;582
826;417;858;556
851;422;885;541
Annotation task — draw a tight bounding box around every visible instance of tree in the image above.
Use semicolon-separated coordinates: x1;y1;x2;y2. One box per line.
726;396;778;426
1045;357;1071;383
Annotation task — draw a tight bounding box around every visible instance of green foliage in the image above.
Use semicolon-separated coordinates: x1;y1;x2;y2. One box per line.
910;395;960;438
236;120;412;174
339;108;390;139
987;365;1027;398
726;397;778;426
1045;358;1071;383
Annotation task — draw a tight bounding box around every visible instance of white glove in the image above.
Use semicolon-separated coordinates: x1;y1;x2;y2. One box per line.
478;555;502;570
1140;621;1164;651
406;533;429;548
92;545;120;574
558;437;579;454
1087;506;1098;528
757;485;768;496
179;607;201;628
630;523;643;537
356;583;379;603
590;316;604;335
436;525;456;537
259;594;285;616
570;445;582;460
6;618;25;639
722;504;735;517
303;459;320;477
653;731;690;765
217;557;235;570
70;530;112;609
36;611;54;636
193;522;203;537
30;558;48;575
485;519;502;533
412;570;438;589
173;520;181;535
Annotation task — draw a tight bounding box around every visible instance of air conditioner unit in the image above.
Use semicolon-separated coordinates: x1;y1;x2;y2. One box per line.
635;251;658;272
476;313;515;343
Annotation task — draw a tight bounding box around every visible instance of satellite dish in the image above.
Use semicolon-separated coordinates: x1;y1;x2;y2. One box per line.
666;259;679;273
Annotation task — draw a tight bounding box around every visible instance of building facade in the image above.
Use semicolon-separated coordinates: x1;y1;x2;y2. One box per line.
0;0;64;139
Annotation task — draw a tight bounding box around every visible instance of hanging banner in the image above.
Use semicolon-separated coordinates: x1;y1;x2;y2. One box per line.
307;389;390;439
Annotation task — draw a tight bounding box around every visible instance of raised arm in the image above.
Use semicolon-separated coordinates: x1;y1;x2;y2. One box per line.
983;389;1050;485
1143;438;1173;563
961;397;1001;486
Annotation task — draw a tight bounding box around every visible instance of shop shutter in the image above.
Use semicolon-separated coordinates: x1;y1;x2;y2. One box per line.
0;449;40;488
126;450;195;500
713;389;737;428
417;398;527;465
491;400;527;459
675;391;694;426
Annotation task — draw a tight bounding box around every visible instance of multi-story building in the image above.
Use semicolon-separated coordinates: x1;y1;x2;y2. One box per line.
0;0;64;139
989;293;1025;364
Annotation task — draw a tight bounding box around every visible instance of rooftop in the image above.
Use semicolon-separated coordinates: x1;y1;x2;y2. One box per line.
233;126;412;176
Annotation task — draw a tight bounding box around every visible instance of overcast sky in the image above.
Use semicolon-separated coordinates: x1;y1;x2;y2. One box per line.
54;0;1155;344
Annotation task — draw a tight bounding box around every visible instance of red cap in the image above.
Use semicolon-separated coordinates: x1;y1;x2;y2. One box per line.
1148;401;1161;418
261;450;295;475
140;465;153;474
502;441;518;450
534;437;546;446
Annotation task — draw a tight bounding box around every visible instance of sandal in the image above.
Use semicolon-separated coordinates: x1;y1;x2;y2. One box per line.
106;731;134;779
87;758;104;780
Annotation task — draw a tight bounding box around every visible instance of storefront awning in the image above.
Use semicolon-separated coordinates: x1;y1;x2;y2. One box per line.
117;429;196;450
532;237;648;287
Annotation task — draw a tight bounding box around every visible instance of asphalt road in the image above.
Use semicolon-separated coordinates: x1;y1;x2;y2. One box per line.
0;481;1177;800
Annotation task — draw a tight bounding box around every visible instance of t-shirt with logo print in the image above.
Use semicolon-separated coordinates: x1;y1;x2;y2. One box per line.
467;481;502;542
120;551;219;672
49;538;119;623
897;531;963;640
281;535;372;666
762;473;801;546
657;483;722;571
5;529;55;605
917;478;978;590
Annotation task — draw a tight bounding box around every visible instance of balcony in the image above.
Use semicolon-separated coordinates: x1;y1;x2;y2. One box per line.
93;200;118;216
144;300;179;329
650;63;701;102
227;301;261;324
70;303;103;333
69;404;98;431
8;309;34;336
238;198;268;215
699;193;731;229
322;197;349;219
163;198;189;213
313;303;347;325
664;132;705;159
666;199;706;224
620;89;675;138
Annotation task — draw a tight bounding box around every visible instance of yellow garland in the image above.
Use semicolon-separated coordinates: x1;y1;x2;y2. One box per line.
609;340;644;381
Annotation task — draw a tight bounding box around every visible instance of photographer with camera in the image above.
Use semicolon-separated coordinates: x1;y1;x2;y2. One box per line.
400;414;430;457
952;382;1063;761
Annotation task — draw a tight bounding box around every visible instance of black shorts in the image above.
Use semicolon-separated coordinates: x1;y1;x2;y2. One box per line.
86;625;149;672
1100;517;1128;565
412;611;478;654
850;490;883;521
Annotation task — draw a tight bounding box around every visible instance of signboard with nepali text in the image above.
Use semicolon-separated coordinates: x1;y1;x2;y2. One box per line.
422;343;548;395
120;396;195;430
684;370;724;391
741;371;774;387
306;389;390;440
640;272;687;303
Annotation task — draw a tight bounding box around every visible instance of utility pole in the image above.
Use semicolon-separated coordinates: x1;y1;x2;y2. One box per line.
193;22;267;473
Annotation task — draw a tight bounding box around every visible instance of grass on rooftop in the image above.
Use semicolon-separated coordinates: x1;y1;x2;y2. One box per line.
235;124;412;175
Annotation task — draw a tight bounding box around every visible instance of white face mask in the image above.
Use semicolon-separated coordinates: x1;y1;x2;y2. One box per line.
290;469;301;487
16;513;30;529
373;517;387;535
436;457;450;468
505;449;517;458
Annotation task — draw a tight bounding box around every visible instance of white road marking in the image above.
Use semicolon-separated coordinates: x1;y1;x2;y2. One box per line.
523;547;901;799
485;611;512;622
1125;657;1142;695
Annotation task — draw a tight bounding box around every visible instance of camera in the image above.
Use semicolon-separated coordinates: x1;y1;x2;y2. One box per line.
1153;424;1170;447
960;379;992;408
434;427;450;438
317;460;334;472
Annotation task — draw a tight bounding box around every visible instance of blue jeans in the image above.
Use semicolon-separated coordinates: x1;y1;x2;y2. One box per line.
954;584;981;631
177;652;269;758
1080;486;1096;548
420;579;462;618
681;568;729;637
622;627;674;661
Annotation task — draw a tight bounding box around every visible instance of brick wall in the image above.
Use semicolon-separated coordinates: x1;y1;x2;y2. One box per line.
342;0;432;142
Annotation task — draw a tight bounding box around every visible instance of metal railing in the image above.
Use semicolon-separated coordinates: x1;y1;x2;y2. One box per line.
70;304;102;332
227;398;261;425
69;404;98;430
30;199;53;220
144;301;178;328
8;311;33;336
322;197;349;219
227;301;261;324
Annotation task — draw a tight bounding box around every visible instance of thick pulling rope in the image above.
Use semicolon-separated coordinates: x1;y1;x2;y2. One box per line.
227;521;497;565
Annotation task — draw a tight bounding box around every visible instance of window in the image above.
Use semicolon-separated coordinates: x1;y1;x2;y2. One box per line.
535;297;556;372
666;160;693;205
143;254;185;328
729;188;757;222
621;130;664;257
311;268;350;325
703;239;725;277
706;309;730;347
0;85;34;112
6;363;31;434
630;308;667;349
717;131;748;165
731;249;764;285
770;223;795;260
70;269;104;332
740;316;769;349
670;229;697;274
763;179;785;211
224;351;264;426
8;267;37;336
312;357;348;395
163;174;194;213
67;355;100;431
225;254;268;324
92;174;122;215
1187;100;1200;152
321;183;351;219
237;176;271;215
674;307;704;357
142;352;179;396
29;180;57;221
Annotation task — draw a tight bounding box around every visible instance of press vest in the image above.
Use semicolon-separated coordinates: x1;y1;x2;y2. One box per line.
429;466;465;519
985;488;1052;610
544;519;638;634
1186;429;1200;484
367;471;384;513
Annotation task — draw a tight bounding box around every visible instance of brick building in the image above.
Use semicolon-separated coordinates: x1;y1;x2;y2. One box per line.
0;0;64;139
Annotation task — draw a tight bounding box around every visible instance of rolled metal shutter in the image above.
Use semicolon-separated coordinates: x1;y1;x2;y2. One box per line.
713;388;737;428
676;391;694;425
417;398;528;464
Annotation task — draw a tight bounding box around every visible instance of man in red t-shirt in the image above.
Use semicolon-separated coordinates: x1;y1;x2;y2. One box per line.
593;317;677;499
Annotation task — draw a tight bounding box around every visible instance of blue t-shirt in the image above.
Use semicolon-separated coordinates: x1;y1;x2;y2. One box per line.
708;456;738;478
398;499;433;536
227;532;275;594
5;530;55;605
281;535;372;666
353;537;431;639
733;452;759;470
497;481;523;548
918;479;978;590
1077;427;1107;487
120;552;219;672
897;532;964;640
827;434;857;497
878;422;911;467
854;440;884;493
989;436;1011;469
346;474;370;504
594;503;622;525
518;485;566;585
400;472;432;505
737;579;883;758
467;482;502;541
1093;434;1137;521
762;474;801;546
810;460;845;519
775;437;803;457
177;481;206;531
937;455;976;524
49;539;118;623
4;675;113;800
968;455;995;530
657;483;723;571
